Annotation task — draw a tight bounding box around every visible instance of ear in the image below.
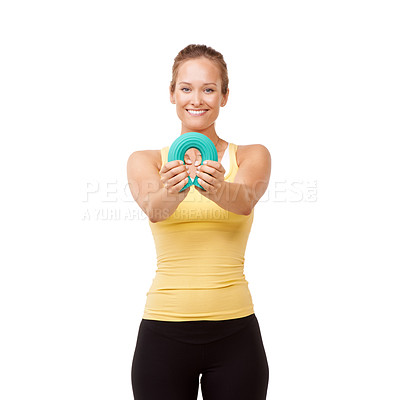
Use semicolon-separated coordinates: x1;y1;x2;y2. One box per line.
170;90;175;104
221;88;229;107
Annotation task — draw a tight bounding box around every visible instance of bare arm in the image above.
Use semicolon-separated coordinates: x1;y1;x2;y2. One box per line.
207;182;253;215
126;150;190;223
196;144;271;215
230;144;271;214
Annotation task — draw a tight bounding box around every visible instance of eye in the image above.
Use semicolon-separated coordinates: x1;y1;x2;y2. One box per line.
180;87;214;93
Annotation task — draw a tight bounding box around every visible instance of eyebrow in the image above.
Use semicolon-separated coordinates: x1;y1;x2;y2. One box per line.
178;81;217;86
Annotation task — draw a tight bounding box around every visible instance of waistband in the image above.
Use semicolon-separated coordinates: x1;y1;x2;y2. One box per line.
140;313;256;345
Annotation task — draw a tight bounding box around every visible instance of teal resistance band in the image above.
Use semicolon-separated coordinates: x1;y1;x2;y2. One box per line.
168;132;218;192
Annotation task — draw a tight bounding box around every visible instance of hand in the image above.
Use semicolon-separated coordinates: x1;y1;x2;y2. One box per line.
194;160;226;196
159;160;190;194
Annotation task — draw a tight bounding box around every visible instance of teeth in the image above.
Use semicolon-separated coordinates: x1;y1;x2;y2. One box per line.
187;109;207;115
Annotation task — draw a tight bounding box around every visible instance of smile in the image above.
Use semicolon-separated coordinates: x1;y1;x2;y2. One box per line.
186;109;208;116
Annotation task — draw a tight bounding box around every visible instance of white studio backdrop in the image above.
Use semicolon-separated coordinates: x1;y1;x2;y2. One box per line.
1;0;399;399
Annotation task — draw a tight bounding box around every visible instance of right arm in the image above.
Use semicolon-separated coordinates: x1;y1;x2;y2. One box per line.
126;150;190;223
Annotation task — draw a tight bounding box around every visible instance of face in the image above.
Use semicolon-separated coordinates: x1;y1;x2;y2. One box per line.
170;57;229;132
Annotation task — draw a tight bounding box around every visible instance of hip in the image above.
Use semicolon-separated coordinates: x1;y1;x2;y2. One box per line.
143;285;255;322
139;312;258;345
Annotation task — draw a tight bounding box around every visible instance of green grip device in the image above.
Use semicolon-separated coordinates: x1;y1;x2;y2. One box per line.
168;132;218;192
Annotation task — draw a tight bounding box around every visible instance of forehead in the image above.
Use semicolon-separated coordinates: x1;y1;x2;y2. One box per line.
177;58;221;84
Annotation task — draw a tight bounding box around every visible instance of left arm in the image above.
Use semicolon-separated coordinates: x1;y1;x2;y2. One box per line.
195;144;272;215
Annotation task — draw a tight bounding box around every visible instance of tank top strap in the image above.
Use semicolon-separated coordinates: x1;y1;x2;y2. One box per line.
220;143;230;176
160;146;169;168
225;142;239;181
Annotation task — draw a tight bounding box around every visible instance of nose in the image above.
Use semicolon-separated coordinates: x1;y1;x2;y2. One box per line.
191;90;204;107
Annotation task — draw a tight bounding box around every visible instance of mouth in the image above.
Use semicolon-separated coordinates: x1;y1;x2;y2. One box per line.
186;109;208;116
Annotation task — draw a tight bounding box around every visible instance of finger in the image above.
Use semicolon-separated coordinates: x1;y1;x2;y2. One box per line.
171;175;190;192
161;162;187;179
165;173;189;190
162;161;177;172
197;164;225;178
169;170;190;187
162;160;184;172
202;160;224;173
196;170;216;186
197;177;211;191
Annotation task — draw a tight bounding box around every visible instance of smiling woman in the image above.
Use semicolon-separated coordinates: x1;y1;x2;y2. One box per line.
170;55;228;131
128;44;271;400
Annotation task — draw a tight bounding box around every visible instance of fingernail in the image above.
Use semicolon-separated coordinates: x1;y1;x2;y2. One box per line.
194;160;200;166
179;160;183;164
203;161;208;165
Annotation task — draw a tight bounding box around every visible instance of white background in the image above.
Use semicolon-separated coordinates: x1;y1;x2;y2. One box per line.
1;0;399;399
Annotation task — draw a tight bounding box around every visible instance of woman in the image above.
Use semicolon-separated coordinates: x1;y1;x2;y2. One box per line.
127;44;272;400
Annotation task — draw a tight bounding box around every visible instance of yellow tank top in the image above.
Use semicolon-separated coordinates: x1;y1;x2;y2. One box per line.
143;142;255;321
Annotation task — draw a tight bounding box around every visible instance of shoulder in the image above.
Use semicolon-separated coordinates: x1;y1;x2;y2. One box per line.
236;144;271;166
127;149;163;170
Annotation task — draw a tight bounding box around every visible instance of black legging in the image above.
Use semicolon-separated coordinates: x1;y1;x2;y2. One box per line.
131;313;269;399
